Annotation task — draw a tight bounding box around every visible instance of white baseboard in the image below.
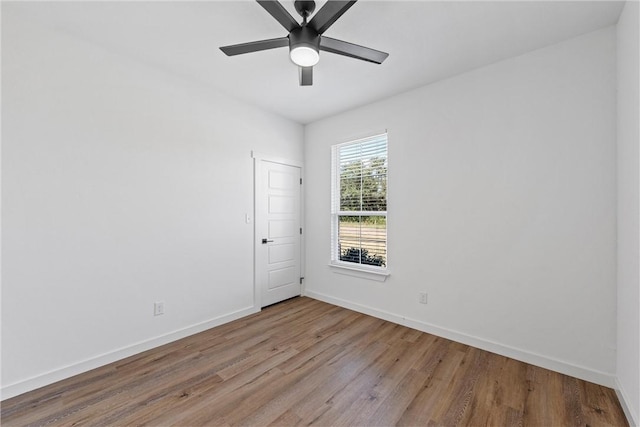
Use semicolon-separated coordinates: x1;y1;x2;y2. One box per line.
304;290;616;388
1;305;259;401
615;378;639;427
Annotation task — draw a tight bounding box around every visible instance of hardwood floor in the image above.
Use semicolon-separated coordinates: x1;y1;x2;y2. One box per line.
1;297;628;426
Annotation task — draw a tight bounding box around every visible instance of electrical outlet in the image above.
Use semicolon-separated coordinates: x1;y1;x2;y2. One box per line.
419;292;428;304
154;302;165;316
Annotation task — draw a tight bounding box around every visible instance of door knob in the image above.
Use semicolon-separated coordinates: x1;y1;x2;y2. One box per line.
262;238;274;244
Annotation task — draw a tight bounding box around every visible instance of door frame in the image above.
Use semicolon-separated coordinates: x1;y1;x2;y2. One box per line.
252;151;304;309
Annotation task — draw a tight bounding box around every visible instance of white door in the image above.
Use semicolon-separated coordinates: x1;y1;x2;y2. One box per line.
256;160;302;307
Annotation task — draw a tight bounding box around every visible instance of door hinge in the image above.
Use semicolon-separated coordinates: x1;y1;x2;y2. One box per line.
300;277;304;284
300;178;302;185
300;227;303;235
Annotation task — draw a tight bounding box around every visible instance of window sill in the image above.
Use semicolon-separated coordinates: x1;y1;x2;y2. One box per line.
329;263;390;282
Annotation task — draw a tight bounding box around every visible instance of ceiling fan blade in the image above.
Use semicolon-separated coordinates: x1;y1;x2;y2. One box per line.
220;37;289;56
320;36;389;64
257;0;300;32
300;66;313;86
308;1;357;34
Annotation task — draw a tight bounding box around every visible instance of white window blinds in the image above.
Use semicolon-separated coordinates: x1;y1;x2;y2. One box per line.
331;133;388;269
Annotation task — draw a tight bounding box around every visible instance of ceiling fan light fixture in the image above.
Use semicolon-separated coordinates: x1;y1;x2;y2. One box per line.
290;45;319;67
289;26;320;67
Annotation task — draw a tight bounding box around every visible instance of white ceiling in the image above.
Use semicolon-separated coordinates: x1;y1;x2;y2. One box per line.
8;0;624;124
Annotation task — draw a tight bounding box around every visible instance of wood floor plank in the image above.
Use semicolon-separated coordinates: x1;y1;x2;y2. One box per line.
331;333;436;426
455;350;508;426
580;379;630;427
309;340;415;425
231;344;346;426
396;346;467;426
434;347;490;426
1;297;629;427
268;409;303;426
363;368;431;426
295;339;392;424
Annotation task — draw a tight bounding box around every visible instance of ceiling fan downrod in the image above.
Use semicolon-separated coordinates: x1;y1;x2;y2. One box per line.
294;0;316;24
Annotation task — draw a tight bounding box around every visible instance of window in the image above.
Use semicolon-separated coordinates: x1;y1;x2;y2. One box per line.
331;133;387;271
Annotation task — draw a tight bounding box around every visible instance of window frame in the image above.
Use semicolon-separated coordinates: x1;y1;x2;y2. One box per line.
330;133;389;278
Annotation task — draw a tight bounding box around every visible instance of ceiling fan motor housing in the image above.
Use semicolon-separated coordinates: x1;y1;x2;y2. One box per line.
289;26;320;53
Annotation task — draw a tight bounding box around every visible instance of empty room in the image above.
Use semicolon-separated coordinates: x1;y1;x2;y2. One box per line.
1;0;639;425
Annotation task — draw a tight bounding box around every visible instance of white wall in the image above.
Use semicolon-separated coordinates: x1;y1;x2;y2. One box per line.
616;1;640;424
304;27;617;385
1;7;303;398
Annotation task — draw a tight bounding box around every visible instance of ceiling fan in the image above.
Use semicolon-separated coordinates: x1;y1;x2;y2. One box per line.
219;0;389;86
